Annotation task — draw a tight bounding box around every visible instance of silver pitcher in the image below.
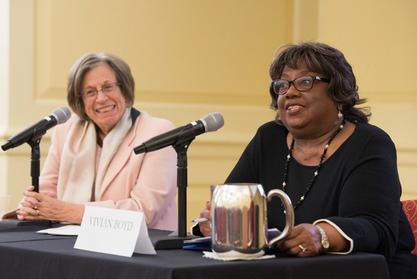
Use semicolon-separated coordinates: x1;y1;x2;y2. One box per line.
211;183;294;254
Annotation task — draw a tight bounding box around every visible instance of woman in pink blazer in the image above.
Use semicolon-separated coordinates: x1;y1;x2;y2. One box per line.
15;52;177;230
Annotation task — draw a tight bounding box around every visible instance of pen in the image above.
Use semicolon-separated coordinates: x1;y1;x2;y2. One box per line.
191;217;208;223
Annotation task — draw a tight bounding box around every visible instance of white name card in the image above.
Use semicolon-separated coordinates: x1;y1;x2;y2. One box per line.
74;206;156;257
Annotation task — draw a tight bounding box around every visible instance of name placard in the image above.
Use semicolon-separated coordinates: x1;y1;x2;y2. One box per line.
74;206;156;257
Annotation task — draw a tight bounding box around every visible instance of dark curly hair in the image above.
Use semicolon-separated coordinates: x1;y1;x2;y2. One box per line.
269;42;370;123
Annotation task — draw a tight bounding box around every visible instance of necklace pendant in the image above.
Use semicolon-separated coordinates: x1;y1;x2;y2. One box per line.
314;170;318;176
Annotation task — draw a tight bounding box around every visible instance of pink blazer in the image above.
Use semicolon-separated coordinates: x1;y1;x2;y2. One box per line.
40;110;178;230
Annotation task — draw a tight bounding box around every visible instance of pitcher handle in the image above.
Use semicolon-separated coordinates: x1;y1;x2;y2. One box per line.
267;189;294;247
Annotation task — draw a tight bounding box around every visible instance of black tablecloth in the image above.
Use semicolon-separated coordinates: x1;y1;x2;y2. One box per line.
0;221;390;279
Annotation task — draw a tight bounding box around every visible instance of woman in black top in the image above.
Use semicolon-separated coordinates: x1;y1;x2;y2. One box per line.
198;42;416;279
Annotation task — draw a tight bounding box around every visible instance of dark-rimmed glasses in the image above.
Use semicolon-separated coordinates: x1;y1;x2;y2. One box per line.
81;81;120;99
271;76;330;96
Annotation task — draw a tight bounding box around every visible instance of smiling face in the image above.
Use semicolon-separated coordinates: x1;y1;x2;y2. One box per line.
277;62;338;139
82;63;127;135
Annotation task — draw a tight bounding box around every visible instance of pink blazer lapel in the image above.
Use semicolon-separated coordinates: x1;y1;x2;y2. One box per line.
96;119;139;199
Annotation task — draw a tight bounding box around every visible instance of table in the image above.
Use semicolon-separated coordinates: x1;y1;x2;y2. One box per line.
0;220;390;279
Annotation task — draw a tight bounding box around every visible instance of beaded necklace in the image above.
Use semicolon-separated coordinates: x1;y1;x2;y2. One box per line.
282;121;345;209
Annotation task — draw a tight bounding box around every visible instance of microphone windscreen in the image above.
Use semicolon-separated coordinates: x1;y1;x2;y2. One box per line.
52;107;71;124
200;112;224;132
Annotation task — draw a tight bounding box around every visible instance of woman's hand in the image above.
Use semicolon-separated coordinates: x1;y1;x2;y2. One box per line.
16;186;84;224
277;223;322;257
198;201;212;236
16;185;43;220
278;222;348;257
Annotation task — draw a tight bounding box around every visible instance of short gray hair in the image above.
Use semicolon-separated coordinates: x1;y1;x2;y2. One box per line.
67;52;135;120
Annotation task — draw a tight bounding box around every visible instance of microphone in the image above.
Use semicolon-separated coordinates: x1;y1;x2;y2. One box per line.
134;112;224;154
1;107;71;151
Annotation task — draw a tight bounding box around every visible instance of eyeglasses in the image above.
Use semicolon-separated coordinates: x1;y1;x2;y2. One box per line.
81;81;120;99
271;75;330;96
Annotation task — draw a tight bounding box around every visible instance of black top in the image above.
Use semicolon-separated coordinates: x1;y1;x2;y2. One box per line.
226;121;416;279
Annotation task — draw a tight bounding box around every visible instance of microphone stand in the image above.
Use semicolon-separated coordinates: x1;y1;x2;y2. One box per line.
150;137;197;249
174;139;191;237
28;137;41;193
4;135;52;228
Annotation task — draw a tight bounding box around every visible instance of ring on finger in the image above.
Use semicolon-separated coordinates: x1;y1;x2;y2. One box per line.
298;244;307;253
